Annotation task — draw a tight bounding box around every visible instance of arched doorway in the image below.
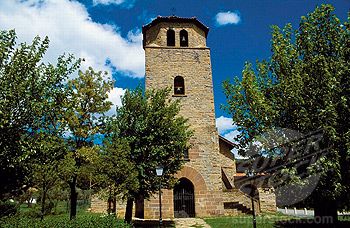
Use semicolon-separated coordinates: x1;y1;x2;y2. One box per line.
174;178;195;218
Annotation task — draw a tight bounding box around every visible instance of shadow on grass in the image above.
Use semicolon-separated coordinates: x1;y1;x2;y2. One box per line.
132;220;175;228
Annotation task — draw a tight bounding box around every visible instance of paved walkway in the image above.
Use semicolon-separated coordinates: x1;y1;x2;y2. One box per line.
174;218;211;228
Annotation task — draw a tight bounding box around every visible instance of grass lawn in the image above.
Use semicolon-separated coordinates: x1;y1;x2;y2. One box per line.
204;213;297;228
204;214;350;228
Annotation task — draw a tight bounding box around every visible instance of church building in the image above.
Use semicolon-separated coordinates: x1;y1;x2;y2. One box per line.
91;16;276;219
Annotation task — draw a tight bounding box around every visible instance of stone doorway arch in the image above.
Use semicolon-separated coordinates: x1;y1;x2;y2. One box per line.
174;178;195;218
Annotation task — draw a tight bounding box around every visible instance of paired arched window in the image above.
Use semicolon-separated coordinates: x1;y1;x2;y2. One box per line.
167;29;189;47
167;29;175;46
174;76;185;95
180;30;188;47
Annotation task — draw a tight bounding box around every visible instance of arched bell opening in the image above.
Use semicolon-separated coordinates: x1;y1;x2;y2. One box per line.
167;29;175;46
180;29;188;47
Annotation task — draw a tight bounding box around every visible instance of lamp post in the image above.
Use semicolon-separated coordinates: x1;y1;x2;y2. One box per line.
156;165;164;227
246;169;257;228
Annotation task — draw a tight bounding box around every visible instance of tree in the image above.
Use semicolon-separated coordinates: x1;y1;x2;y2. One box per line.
0;29;80;199
108;87;192;223
93;139;138;214
223;4;349;223
63;68;113;219
30;52;80;220
31;136;65;220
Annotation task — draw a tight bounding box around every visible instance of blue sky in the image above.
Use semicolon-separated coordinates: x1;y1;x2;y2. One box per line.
0;0;348;140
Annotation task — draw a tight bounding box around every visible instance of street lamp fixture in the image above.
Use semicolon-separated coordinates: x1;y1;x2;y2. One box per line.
156;165;164;227
246;168;257;228
156;166;164;177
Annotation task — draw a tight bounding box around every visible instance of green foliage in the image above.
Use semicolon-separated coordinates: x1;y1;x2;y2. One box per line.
30;134;67;219
0;29;80;199
29;49;77;211
0;29;116;220
61;68;113;179
223;4;349;214
0;201;18;217
109;87;192;199
65;68;113;145
0;213;130;228
94;139;138;200
105;87;192;222
61;67;113;219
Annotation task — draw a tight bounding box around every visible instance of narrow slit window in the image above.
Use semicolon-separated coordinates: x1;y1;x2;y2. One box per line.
167;29;175;46
174;76;185;95
180;30;188;47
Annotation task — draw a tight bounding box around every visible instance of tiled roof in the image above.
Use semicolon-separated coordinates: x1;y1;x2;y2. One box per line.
219;135;236;150
142;16;209;37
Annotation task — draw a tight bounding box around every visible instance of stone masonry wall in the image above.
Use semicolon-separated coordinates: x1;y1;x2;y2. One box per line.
90;196;107;214
258;187;277;213
89;18;276;219
145;22;207;48
90;195;134;219
144;21;224;218
145;41;222;192
219;140;236;189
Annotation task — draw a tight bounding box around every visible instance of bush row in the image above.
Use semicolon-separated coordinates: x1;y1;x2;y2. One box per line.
0;213;130;228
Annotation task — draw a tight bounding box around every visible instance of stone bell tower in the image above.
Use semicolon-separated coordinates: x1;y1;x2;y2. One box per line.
90;15;276;219
142;16;225;218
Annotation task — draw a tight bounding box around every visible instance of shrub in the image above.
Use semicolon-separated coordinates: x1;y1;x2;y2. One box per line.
0;201;17;217
0;213;131;228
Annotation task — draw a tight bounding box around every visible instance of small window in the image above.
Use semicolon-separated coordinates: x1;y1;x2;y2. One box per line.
174;76;185;95
167;29;175;46
180;30;188;47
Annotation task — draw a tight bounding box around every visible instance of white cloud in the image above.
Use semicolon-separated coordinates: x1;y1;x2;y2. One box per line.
93;0;135;8
106;87;126;116
216;115;241;149
127;29;143;43
218;120;245;159
216;116;236;134
232;148;247;159
215;11;241;26
223;129;240;142
0;0;144;78
93;0;124;5
223;129;245;159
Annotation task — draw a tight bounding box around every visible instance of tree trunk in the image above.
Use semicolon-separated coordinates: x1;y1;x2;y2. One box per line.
107;197;112;214
69;175;78;220
40;183;47;221
107;187;112;214
112;189;117;214
135;195;144;219
124;197;133;224
112;196;116;214
314;199;338;226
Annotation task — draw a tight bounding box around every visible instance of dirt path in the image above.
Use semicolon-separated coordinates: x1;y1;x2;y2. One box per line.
174;218;211;228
